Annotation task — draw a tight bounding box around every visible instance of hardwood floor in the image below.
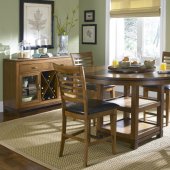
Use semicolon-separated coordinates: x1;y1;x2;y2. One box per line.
0;145;48;170
0;105;61;170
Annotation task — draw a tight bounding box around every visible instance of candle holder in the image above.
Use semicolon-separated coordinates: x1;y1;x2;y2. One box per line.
18;41;31;59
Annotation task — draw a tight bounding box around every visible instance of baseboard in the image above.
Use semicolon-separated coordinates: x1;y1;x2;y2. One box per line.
0;101;3;112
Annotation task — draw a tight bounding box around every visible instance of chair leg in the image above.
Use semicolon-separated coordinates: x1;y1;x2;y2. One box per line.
84;119;90;167
110;110;117;154
110;88;115;98
166;91;170;126
143;88;149;122
59;114;66;157
88;90;97;99
92;118;96;126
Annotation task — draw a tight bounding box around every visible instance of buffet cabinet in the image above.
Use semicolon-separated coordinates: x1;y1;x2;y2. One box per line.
3;57;72;112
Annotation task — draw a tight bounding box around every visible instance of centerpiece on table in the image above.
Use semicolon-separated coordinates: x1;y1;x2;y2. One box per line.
108;56;156;73
54;6;78;56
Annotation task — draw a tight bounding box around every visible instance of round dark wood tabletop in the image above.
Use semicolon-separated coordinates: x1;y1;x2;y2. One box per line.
85;66;170;86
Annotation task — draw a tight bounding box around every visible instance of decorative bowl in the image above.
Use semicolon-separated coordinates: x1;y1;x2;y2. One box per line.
119;61;130;68
144;60;155;68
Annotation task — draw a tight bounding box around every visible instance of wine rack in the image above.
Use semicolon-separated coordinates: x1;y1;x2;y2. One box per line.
41;71;58;101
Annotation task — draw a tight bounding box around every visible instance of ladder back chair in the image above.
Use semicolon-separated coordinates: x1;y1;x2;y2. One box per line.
53;64;118;167
70;52;116;99
143;51;170;126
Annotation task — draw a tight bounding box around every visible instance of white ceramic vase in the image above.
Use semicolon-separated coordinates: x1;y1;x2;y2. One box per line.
57;35;68;55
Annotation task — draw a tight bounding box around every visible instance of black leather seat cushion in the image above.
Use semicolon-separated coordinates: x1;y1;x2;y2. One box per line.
66;99;118;115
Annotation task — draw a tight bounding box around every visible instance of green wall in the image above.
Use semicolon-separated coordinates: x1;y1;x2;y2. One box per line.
0;0;19;102
0;0;79;101
166;0;170;50
79;0;106;66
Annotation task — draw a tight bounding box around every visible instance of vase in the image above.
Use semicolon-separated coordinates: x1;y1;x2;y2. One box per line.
57;35;69;55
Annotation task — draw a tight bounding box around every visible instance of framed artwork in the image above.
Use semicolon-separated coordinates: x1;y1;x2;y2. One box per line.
19;0;54;49
84;10;95;22
82;24;97;44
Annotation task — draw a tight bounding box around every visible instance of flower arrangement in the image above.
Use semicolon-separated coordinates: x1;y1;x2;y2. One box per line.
54;6;78;36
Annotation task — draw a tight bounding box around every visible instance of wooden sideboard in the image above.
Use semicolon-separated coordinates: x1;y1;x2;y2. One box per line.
3;57;72;112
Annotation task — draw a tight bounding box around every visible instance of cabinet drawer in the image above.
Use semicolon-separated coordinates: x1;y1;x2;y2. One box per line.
53;57;72;66
20;63;52;73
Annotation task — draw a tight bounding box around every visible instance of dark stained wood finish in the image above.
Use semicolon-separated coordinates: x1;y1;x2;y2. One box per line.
85;66;170;149
85;66;170;86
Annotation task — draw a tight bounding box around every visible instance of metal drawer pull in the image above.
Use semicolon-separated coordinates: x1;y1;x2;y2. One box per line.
32;66;38;69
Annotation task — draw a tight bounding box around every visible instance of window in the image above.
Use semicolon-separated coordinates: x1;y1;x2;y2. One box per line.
109;16;160;64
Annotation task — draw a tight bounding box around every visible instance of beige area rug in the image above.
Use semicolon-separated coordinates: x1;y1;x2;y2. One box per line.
0;110;170;170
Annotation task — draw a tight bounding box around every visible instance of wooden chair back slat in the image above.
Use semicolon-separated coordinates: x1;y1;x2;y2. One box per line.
71;52;93;67
162;51;170;69
61;84;83;91
70;51;116;99
53;64;88;114
61;88;83;99
62;95;84;103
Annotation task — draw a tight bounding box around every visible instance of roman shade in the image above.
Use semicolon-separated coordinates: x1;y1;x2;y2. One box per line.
110;0;160;18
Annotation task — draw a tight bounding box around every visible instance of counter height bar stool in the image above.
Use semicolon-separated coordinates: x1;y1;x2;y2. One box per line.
53;64;118;167
70;52;116;99
143;51;170;126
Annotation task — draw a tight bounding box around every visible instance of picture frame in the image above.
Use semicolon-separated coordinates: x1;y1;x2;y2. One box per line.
82;24;97;44
84;10;95;22
19;0;54;49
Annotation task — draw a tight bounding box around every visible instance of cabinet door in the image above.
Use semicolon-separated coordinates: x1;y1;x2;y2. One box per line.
20;74;40;105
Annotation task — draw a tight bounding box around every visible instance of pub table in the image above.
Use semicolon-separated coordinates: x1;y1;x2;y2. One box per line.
85;66;170;149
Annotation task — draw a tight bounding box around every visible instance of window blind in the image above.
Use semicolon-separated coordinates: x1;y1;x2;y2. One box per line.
110;0;160;18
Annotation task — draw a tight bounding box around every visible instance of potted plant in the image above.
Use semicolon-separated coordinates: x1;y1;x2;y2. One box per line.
54;6;78;55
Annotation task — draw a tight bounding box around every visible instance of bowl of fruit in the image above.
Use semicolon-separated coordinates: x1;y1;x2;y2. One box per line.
119;56;131;68
144;60;155;68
